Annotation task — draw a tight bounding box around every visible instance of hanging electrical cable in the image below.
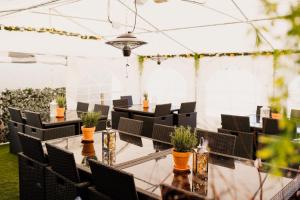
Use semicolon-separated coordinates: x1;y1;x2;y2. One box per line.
105;0;147;57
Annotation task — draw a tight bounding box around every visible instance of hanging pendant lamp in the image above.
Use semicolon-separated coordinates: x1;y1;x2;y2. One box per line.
106;0;147;57
106;32;147;57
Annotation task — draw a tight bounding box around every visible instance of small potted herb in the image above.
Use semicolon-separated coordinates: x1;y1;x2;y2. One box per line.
171;126;197;170
143;92;149;108
56;95;66;118
81;112;100;141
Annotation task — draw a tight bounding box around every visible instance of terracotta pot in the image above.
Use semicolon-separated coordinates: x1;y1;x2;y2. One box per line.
143;100;149;108
56;107;65;118
271;113;282;119
172;149;191;170
82;126;96;141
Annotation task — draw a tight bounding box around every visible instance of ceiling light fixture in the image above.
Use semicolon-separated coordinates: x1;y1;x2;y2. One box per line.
106;0;147;57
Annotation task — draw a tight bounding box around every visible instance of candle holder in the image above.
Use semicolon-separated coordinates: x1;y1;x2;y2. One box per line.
102;129;116;166
192;137;209;180
192;175;208;196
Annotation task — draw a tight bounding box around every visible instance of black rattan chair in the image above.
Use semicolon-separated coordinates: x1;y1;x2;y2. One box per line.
8;107;24;154
291;109;300;120
179;102;196;114
221;114;250;132
45;143;90;200
121;95;133;106
133;104;173;138
93;104;110;116
218;128;254;159
118;117;143;136
76;102;89;112
113;99;129;107
160;184;205;200
88;159;139;200
18;133;47;200
111;111;129;129
24;110;75;140
262;117;280;135
196;129;236;155
152;124;175;143
177;112;197;129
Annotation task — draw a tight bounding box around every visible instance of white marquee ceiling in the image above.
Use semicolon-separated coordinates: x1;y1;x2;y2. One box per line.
0;0;294;57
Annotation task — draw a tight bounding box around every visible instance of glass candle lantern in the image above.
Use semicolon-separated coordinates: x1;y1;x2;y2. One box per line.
102;129;116;166
193;137;209;180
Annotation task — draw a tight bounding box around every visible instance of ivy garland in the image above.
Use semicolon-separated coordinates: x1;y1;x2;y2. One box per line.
0;24;102;41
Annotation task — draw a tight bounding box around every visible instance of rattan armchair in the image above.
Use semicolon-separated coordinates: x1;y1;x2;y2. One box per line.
218;128;255;159
196;129;236;155
76;102;89;112
88;159;139;200
133;104;173;138
24;111;75;140
18;133;47;200
121;95;133;106
45;143;90;200
118;117;143;136
8;107;25;153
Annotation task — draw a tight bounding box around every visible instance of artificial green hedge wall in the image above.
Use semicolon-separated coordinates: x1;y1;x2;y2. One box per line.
0;87;65;143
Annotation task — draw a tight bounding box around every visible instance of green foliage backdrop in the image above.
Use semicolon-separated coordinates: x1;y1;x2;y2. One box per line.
0;87;65;143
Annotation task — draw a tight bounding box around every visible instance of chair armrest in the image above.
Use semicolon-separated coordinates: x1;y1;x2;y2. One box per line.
25;124;75;140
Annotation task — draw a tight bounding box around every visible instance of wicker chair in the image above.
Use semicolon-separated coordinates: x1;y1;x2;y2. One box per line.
93;104;110;116
24;111;75;140
18;133;47;200
133;104;173;138
221;114;250;132
152;124;175;143
8;107;24;153
113;99;129;107
179;102;196;114
88;159;139;200
291;109;300;120
218;128;254;159
118;117;143;136
196;129;236;155
76;102;89;112
177;112;197;129
160;184;205;200
45;143;90;200
262;117;280;135
121;95;133;106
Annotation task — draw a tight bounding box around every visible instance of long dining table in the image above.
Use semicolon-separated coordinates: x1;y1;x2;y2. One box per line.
44;130;300;200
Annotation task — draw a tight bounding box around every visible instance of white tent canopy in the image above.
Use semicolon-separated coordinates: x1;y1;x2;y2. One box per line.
0;0;294;56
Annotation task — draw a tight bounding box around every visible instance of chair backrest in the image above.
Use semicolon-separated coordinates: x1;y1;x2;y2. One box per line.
152;124;175;143
155;104;172;117
18;132;46;163
221;114;250;132
24;110;43;128
291;109;300;119
262;117;280;135
196;129;236;155
121;95;133;106
93;104;110;116
8;107;23;123
179;102;196;114
76;102;89;112
218;129;254;159
89;159;139;200
118;117;143;136
160;184;205;200
113;99;129;107
45;143;80;183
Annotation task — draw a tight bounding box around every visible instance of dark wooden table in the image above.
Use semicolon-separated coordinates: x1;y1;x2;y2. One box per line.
122;151;300;199
114;104;180;117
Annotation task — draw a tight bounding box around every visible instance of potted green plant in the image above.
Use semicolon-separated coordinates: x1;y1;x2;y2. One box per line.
143;92;149;108
171;126;197;170
81;112;100;141
56;95;66;118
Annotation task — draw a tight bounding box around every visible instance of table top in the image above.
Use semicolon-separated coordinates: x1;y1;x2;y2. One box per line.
114;104;180;116
45;130;172;171
122;152;300;200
